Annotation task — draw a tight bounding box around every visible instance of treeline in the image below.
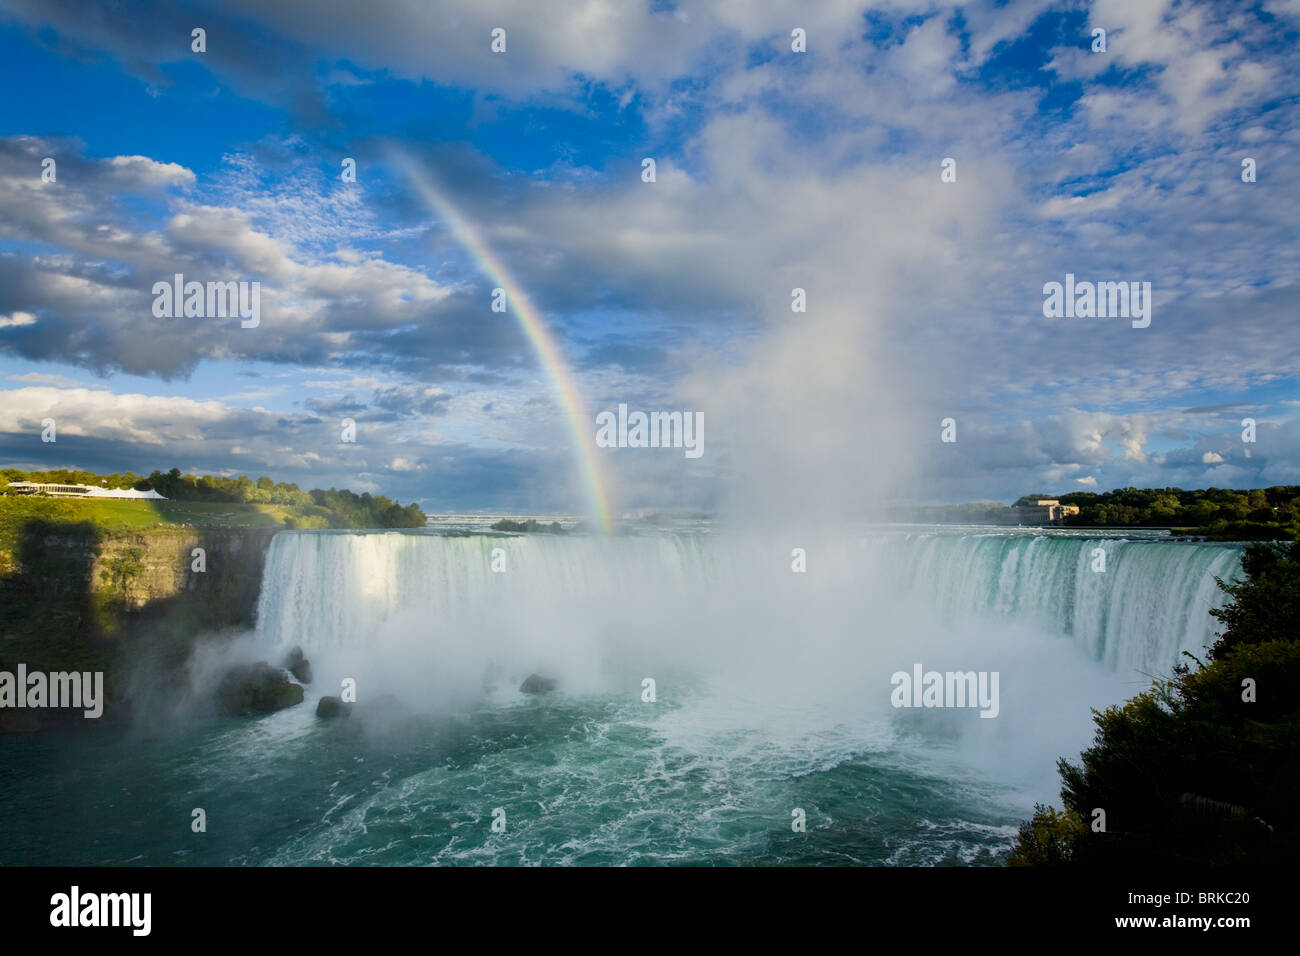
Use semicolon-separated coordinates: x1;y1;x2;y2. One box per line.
1;467;425;529
490;518;567;534
308;487;425;529
1059;486;1300;539
1008;540;1300;866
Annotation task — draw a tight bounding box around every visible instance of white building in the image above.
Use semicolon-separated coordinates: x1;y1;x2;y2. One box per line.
6;481;167;500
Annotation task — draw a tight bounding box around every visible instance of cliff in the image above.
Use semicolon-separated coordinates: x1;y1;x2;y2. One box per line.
91;529;275;616
0;525;279;731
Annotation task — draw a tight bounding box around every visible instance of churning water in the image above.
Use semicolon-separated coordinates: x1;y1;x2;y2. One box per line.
0;527;1242;866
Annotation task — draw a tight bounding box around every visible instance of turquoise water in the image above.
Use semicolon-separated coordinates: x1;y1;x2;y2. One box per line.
0;689;1021;866
0;528;1242;866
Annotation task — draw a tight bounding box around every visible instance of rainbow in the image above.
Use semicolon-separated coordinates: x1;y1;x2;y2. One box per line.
389;150;614;533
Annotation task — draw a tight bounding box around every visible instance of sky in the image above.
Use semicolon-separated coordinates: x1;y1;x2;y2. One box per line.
0;0;1297;520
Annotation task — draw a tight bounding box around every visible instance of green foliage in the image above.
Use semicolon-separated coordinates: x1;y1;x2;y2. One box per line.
282;512;330;530
2;467;425;530
902;486;1300;536
100;545;145;598
490;518;567;534
1006;805;1086;866
308;487;426;529
1060;485;1300;539
0;498;295;556
1009;539;1300;866
1207;540;1300;660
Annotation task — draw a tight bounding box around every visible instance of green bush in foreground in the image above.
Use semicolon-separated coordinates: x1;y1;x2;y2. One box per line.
1010;541;1300;866
1006;806;1086;866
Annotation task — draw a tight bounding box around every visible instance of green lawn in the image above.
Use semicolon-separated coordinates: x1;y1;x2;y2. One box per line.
0;496;328;556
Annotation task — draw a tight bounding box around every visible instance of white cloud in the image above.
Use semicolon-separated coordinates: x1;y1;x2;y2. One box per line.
106;155;195;188
8;371;87;387
0;2;1296;510
0;387;234;444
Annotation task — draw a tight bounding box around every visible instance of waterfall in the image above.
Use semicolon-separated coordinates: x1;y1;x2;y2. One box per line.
891;531;1242;674
255;529;1243;680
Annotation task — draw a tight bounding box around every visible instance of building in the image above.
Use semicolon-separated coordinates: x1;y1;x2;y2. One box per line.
1012;498;1079;525
6;481;167;500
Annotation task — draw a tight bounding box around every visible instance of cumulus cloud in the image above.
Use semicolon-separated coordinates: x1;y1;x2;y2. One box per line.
0;139;465;379
0;384;593;511
0;0;1296;511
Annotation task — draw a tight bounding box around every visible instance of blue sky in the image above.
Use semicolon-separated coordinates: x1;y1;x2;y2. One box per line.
0;0;1297;519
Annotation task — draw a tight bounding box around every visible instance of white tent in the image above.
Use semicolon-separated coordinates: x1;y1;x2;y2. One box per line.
7;481;167;500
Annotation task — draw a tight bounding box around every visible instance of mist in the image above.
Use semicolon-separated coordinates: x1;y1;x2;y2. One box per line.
244;529;1170;807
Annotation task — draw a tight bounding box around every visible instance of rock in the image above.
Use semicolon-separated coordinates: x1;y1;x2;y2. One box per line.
520;673;557;694
282;645;313;684
315;696;353;719
214;662;304;717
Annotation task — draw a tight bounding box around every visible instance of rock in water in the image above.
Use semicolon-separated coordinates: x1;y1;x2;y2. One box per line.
520;673;557;694
214;662;304;716
316;696;353;719
282;645;313;684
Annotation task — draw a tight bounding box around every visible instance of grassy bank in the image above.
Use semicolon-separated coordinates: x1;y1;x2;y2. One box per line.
0;497;330;576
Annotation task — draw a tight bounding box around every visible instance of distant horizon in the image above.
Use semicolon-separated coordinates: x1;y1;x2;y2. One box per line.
7;460;1297;521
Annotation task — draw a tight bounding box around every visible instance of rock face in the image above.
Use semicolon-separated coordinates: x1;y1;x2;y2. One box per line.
91;529;278;614
282;646;313;684
315;696;352;719
215;662;304;716
1;526;283;733
520;673;557;694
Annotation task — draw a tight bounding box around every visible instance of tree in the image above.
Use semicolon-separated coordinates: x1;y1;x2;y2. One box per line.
1006;805;1085;866
1149;494;1180;520
1208;541;1300;659
1008;540;1300;866
100;546;146;602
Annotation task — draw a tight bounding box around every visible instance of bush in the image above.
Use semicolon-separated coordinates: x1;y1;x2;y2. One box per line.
1006;805;1086;866
1009;540;1300;866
